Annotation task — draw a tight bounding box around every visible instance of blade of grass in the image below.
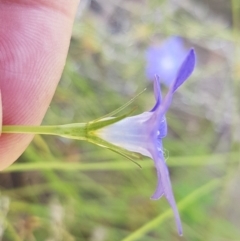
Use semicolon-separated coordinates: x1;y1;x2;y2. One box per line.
3;152;239;173
121;178;221;241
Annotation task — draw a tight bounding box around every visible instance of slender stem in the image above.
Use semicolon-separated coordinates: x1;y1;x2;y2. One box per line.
2;125;60;135
2;123;88;140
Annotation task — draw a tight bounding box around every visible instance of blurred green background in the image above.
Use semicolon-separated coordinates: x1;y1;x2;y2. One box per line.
1;0;240;240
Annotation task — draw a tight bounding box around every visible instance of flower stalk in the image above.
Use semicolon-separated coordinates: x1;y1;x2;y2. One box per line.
2;123;87;140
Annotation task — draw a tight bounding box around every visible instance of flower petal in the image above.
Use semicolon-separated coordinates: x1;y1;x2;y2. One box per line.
172;48;196;93
151;149;183;235
145;37;188;86
150;75;162;112
153;49;196;120
151;174;164;199
158;117;167;138
96;112;154;158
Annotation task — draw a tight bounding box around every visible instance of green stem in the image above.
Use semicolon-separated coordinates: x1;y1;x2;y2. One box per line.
2;123;88;141
2;125;59;135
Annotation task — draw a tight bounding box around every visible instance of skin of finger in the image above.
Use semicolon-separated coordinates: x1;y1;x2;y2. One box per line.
0;0;80;170
0;91;2;135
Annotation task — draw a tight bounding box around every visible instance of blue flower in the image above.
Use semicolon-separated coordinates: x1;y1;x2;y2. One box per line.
96;49;196;235
146;37;188;86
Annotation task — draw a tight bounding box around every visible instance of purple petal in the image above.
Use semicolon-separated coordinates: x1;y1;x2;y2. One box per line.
153;75;162;102
150;75;162;112
151;149;183;236
151;173;164;200
153;90;172;124
153;49;196;119
172;48;196;93
158;117;167;138
145;37;188;86
151;140;165;199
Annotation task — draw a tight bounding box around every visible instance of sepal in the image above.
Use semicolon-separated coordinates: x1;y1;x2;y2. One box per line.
86;135;142;167
87;108;137;132
91;88;146;123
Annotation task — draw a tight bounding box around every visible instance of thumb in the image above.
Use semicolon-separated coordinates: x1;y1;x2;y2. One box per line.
0;90;2;136
0;0;80;170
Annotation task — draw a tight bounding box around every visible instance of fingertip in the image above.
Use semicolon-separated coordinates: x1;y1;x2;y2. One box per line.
0;90;2;136
0;1;80;170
